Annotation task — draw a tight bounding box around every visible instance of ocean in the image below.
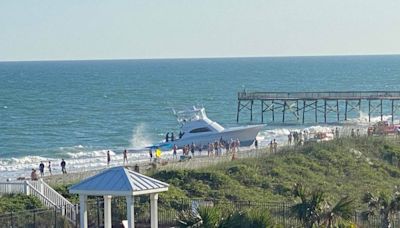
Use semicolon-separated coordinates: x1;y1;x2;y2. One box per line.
1;55;400;180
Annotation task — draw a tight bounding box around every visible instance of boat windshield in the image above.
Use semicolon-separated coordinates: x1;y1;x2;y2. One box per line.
175;107;207;124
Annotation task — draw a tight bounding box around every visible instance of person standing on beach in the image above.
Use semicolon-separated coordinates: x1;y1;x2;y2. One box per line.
304;131;309;142
48;161;52;175
214;141;219;156
236;139;240;152
39;162;45;177
173;144;178;160
107;150;111;166
149;148;153;162
61;159;67;174
269;140;273;153
254;138;258;150
123;149;128;165
230;139;235;154
190;142;195;157
335;127;340;139
273;139;278;153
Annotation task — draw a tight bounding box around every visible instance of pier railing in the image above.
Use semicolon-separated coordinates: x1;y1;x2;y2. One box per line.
239;91;400;100
237;91;400;123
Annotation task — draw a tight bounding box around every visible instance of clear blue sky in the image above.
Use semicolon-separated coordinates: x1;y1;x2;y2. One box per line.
1;0;399;61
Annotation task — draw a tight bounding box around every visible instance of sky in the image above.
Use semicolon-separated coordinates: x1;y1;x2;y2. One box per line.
0;0;400;61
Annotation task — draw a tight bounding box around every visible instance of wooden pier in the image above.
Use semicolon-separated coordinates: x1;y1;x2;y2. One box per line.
237;91;400;124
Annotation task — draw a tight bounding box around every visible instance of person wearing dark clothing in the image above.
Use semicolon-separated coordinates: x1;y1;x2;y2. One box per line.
173;144;178;159
107;150;111;166
123;149;128;164
149;148;153;162
171;133;175;141
39;162;45;177
48;161;52;175
165;132;169;142
179;131;183;139
61;159;67;174
134;164;140;172
191;143;195;157
254;139;258;150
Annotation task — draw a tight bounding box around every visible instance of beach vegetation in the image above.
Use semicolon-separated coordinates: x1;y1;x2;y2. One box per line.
0;193;43;213
154;137;400;207
290;183;354;228
362;191;400;228
176;205;272;228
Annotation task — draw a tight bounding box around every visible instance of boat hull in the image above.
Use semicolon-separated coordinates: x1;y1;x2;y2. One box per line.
168;125;264;148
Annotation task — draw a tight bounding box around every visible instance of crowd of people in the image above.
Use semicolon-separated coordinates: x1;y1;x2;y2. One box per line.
169;138;242;161
286;127;342;146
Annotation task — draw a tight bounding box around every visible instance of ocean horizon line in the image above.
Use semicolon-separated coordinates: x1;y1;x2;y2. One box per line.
1;53;400;63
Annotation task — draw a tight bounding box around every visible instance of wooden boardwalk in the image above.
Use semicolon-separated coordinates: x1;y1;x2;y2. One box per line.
237;91;400;124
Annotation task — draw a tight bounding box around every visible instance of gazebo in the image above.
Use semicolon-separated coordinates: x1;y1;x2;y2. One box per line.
69;166;169;228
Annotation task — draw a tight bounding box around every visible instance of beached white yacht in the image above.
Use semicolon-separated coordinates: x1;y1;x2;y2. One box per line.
163;107;264;148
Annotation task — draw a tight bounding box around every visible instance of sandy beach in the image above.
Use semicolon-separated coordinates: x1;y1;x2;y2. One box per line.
43;147;265;186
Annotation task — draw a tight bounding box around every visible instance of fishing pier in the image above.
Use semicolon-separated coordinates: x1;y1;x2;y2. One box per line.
237;91;400;124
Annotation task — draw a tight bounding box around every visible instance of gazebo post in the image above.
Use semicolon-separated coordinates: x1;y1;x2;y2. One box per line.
150;193;159;228
126;195;135;228
79;195;88;228
104;195;112;228
69;167;169;228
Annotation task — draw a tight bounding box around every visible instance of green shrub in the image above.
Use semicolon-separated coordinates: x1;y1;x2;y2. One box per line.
0;194;43;213
221;208;272;228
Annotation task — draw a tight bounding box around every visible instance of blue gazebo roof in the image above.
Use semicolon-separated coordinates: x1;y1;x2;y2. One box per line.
69;166;169;196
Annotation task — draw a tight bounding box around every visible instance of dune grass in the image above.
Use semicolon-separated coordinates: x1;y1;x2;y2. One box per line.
153;136;400;208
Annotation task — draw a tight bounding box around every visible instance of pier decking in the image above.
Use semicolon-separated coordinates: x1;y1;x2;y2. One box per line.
237;91;400;124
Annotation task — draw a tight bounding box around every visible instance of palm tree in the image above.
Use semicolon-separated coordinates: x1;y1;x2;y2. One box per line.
363;191;400;228
291;183;354;228
322;196;354;228
291;183;325;228
176;206;223;228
